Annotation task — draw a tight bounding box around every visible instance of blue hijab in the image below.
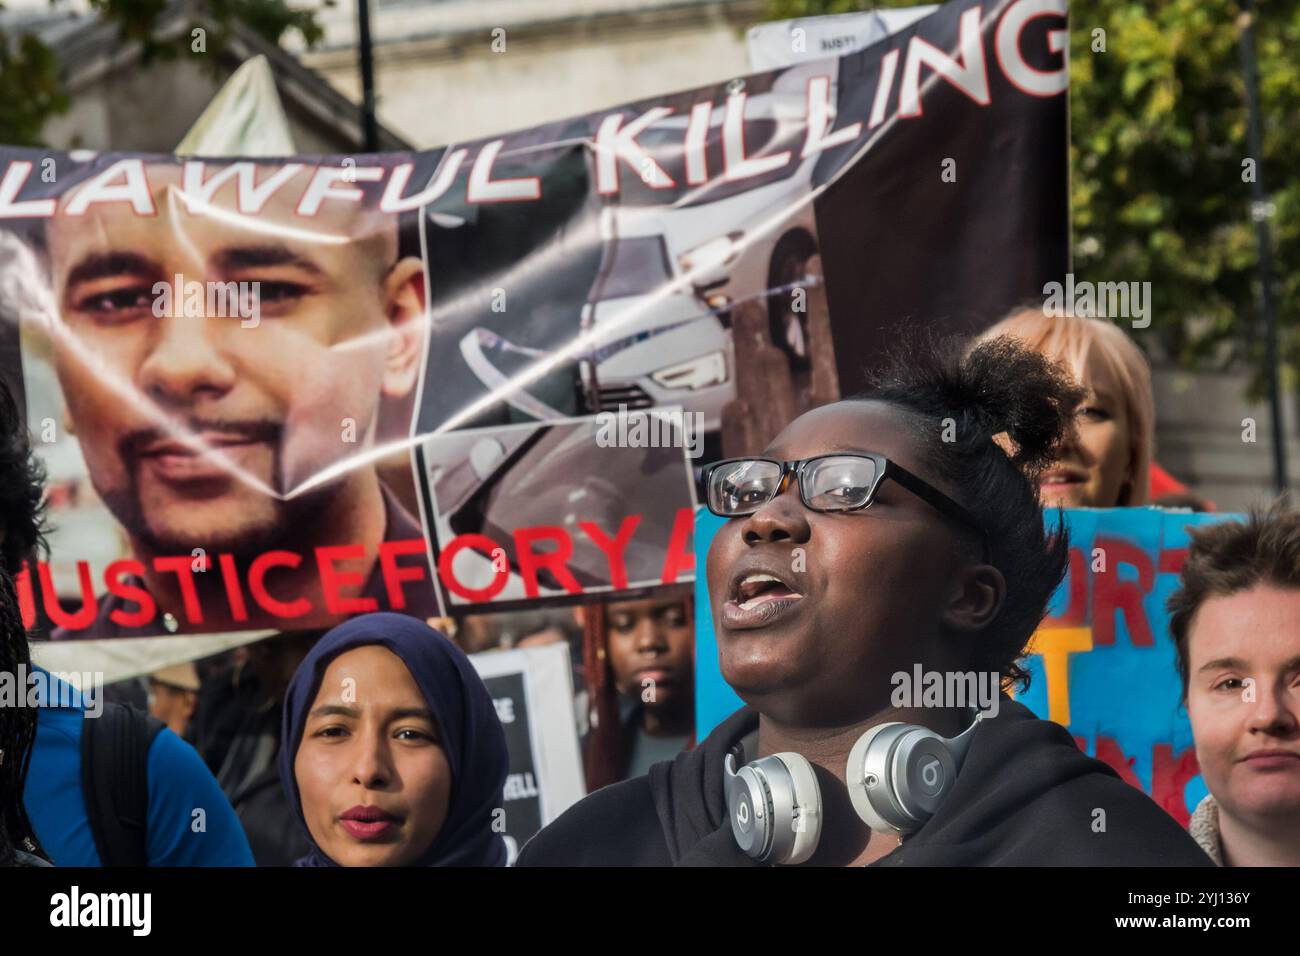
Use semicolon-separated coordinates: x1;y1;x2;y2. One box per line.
280;613;509;867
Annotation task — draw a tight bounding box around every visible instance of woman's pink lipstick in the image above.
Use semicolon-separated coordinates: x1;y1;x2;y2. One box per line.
339;805;401;840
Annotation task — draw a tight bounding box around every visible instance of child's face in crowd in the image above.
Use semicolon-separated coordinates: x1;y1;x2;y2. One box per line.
147;680;196;737
295;645;452;866
1187;585;1300;826
604;593;694;710
1039;348;1134;508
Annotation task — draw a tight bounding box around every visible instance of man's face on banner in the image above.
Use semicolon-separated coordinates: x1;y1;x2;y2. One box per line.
44;163;426;557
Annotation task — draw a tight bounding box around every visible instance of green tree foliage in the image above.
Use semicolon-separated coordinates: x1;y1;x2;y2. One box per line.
766;0;1298;389
0;21;68;146
87;0;325;63
0;0;325;144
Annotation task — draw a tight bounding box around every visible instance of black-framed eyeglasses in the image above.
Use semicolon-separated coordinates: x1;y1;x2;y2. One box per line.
702;453;989;556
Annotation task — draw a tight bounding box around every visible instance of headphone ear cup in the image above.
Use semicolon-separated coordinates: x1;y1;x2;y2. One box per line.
726;752;822;864
848;723;962;835
847;723;907;834
770;752;822;865
890;730;958;826
725;754;772;862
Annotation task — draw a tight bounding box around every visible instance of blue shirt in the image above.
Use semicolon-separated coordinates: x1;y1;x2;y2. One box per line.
24;667;254;866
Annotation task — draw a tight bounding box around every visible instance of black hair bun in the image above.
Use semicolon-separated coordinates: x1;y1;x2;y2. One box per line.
960;336;1083;474
854;327;1082;693
865;330;1083;478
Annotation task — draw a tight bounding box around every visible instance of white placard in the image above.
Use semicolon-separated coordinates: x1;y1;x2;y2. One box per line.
470;642;585;862
747;7;939;72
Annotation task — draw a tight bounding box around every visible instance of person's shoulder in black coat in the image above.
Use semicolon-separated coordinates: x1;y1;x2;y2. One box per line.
515;776;672;867
873;700;1215;867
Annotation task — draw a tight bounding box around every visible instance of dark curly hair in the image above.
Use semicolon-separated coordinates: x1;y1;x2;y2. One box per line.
854;331;1085;691
0;378;47;577
0;378;46;864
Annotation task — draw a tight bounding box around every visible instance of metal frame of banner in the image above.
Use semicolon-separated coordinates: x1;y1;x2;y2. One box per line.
1238;1;1289;497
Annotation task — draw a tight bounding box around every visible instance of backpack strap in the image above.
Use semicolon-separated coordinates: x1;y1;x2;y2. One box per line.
80;702;166;867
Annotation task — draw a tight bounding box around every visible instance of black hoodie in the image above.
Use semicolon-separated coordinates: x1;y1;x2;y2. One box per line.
516;698;1214;867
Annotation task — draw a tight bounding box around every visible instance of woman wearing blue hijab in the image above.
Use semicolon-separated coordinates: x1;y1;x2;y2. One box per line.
280;613;508;866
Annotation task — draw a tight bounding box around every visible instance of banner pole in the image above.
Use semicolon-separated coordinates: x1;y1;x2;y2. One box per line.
581;601;620;789
356;0;380;152
1239;1;1288;495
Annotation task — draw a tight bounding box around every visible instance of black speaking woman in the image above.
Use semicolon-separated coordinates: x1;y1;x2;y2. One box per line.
517;335;1212;867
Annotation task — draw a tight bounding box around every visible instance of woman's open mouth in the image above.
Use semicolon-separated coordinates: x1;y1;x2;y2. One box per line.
721;569;804;631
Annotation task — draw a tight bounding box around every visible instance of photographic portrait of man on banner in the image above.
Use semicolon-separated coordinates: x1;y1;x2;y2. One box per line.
4;154;443;638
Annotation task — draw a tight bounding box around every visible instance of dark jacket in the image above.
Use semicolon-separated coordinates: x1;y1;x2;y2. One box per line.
516;699;1215;867
193;663;310;867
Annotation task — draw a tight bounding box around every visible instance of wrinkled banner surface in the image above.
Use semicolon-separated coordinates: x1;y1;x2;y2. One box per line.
0;0;1067;645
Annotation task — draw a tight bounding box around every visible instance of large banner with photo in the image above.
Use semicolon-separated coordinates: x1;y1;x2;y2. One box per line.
0;0;1067;654
694;506;1235;826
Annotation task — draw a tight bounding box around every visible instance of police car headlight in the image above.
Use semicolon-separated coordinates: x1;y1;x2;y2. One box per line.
650;351;728;390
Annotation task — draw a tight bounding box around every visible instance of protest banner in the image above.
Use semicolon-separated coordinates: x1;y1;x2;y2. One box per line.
694;506;1236;825
0;0;1066;646
417;411;697;614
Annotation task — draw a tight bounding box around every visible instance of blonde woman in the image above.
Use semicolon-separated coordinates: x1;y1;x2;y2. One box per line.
978;308;1155;509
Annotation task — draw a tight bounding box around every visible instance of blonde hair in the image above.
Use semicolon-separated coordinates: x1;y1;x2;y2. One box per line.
976;308;1154;506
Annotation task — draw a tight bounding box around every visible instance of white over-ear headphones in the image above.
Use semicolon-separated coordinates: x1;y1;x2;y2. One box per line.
845;713;983;836
724;751;822;865
725;712;984;864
